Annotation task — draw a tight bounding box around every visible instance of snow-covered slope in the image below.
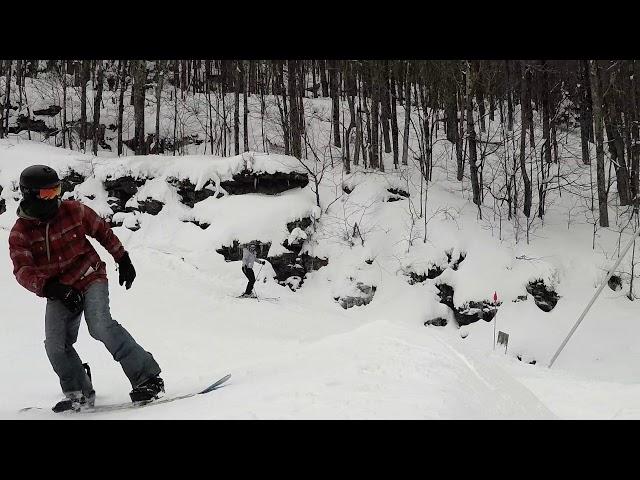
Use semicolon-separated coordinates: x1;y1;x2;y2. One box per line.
2;111;640;418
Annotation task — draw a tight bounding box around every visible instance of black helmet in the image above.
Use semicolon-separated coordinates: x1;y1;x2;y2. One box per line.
19;165;60;198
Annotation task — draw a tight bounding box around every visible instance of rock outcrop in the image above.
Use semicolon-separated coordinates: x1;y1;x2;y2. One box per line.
526;279;559;312
335;281;377;309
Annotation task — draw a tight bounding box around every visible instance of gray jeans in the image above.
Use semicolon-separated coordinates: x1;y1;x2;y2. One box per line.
45;280;161;398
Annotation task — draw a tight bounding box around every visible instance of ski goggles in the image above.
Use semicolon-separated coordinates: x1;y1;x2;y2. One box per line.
37;184;62;200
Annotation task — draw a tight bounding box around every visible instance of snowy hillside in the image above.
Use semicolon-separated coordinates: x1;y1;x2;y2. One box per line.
3;61;640;419
2;133;640;420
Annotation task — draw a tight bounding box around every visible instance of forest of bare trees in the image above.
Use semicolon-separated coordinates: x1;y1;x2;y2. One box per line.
1;59;639;230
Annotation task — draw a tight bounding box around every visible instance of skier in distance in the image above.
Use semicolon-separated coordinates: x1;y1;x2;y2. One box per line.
240;243;265;298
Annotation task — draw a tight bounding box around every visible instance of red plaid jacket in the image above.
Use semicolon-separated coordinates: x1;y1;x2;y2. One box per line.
8;200;126;297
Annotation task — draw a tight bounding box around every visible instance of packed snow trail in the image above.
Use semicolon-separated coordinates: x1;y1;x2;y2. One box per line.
0;231;556;419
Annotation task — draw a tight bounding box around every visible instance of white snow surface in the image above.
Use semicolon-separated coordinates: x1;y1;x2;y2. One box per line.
2;104;640;418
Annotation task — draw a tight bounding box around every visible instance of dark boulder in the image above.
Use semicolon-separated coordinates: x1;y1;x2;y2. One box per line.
424;317;448;327
526;280;559;312
167;177;222;208
517;355;537;365
286;217;313;233
182;219;210;230
0;185;5;215
299;253;328;272
387;188;409;202
267;251;328;284
407;265;445;284
60;170;85;196
435;283;500;326
446;250;467;271
335;282;377;309
33;105;62;117
387;188;410;198
137;199;164;215
110;216;140;231
268;252;306;281
283;237;304;255
608;274;623;292
8;115;58;137
220;171;309;195
104;175;146;213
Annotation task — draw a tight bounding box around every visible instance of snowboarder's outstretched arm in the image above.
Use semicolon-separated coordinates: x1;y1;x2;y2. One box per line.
80;203;126;262
80;203;135;289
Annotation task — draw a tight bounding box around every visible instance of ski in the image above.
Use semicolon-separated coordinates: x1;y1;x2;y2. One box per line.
228;294;279;302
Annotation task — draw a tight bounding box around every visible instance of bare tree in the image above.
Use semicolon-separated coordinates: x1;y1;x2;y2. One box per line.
288;60;302;158
92;60;104;156
466;61;481;210
329;60;341;148
133;60;147;155
80;59;90;151
402;62;411;166
154;60;166;154
117;60;127;156
520;62;533;218
590;59;609;227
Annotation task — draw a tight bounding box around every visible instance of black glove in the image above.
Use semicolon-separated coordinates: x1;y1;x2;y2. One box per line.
117;252;136;290
43;279;84;314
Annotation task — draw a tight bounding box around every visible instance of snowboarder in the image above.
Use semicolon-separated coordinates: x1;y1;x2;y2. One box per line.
8;165;164;412
240;243;265;298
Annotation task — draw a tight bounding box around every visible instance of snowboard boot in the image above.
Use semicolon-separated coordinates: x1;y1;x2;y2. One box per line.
129;375;165;403
52;391;94;413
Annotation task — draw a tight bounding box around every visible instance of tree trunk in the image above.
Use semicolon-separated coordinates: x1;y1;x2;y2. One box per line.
602;64;631;206
133;60;147;155
380;61;392;153
329;60;341;148
506;60;514;131
630;60;640;209
579;60;592;165
590;60;609;227
369;62;379;169
155;60;165;154
1;60;11;138
474;61;486;133
520;62;533;218
80;59;90;151
234;60;240;155
92;60;104;156
62;60;68;148
401;62;411;166
243;61;249;152
288;60;302;158
390;62;399;168
320;60;329;97
466;61;481;208
117;60;126;156
355;67;363;166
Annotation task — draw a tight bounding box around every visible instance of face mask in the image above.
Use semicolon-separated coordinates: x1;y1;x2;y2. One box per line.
22;197;61;221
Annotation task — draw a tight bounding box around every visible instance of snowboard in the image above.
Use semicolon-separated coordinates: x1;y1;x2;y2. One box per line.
20;373;231;414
